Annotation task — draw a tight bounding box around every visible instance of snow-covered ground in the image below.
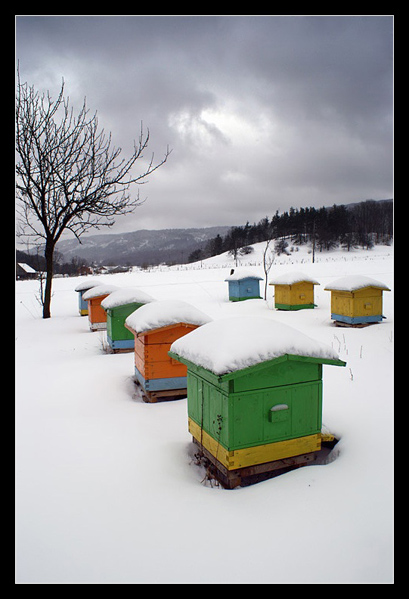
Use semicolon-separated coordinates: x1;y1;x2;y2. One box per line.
16;241;394;583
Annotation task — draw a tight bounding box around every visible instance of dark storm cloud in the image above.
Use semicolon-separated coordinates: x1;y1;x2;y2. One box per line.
16;15;393;232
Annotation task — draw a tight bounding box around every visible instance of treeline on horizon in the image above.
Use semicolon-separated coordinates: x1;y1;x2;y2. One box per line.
188;199;393;263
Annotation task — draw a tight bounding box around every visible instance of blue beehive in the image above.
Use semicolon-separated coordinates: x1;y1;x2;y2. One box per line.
225;269;263;302
74;279;102;316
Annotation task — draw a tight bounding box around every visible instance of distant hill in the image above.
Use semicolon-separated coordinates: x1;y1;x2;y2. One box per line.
23;198;392;269
56;226;232;266
343;198;393;211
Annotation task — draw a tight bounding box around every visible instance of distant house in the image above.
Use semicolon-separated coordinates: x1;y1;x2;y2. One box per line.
16;263;38;280
96;265;131;274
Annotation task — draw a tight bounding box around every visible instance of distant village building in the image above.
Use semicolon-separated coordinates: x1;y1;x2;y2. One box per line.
16;263;38;280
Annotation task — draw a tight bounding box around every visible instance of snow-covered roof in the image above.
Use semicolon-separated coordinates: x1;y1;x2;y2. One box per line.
82;284;119;301
269;272;320;286
101;287;155;310
324;275;391;292
170;316;343;377
17;262;37;274
74;278;103;292
225;268;263;281
125;300;211;335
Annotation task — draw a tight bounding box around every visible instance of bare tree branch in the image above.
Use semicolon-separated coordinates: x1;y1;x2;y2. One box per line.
16;69;171;317
262;239;276;300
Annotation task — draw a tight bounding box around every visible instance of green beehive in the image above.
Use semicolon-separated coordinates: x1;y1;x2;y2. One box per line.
169;317;345;487
101;288;154;352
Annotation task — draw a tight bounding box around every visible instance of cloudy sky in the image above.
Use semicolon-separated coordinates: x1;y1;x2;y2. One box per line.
16;15;393;234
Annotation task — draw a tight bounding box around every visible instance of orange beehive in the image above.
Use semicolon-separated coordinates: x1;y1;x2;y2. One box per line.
134;323;200;381
125;300;211;402
83;284;119;331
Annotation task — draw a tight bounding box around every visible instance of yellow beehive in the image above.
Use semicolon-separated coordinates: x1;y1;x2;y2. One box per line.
324;275;390;325
269;272;319;310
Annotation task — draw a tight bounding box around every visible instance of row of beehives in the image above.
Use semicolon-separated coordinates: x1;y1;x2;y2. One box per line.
74;270;389;487
225;269;391;325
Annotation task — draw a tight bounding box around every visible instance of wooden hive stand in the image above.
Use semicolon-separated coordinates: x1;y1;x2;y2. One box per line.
192;437;328;488
134;379;187;403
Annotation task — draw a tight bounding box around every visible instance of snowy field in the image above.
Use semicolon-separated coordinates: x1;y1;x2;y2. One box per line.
15;242;394;584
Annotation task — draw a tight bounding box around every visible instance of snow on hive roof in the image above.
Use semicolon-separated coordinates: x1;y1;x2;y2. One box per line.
269;272;320;286
74;278;103;292
324;275;390;292
224;268;263;281
101;287;154;310
170;316;342;376
125;300;212;335
82;284;119;301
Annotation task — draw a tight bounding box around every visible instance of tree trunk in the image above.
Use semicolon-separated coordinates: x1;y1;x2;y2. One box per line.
43;240;54;319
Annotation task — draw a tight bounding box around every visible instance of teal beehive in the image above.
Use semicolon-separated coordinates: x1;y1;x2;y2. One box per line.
225;269;262;301
74;279;102;316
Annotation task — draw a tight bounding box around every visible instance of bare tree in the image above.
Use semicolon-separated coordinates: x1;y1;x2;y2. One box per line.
262;239;275;300
16;72;170;318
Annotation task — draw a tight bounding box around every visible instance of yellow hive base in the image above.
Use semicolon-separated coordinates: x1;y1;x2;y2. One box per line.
188;418;321;471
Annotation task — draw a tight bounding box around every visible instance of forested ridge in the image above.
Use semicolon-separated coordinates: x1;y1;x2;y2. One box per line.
189;199;393;262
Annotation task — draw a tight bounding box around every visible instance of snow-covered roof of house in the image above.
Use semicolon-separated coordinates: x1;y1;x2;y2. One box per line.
101;287;155;310
82;284;119;301
324;275;390;292
170;316;343;377
224;268;263;281
125;300;211;335
74;278;103;292
269;272;320;286
17;262;37;274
